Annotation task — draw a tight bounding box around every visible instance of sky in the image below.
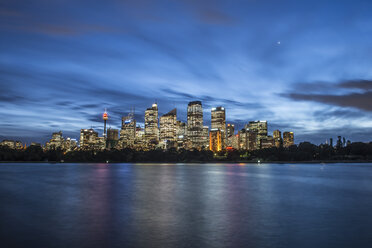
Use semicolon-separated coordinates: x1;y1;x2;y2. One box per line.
1;0;372;145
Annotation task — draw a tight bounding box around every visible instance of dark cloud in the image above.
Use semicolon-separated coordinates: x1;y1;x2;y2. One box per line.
339;80;372;91
285;92;372;111
284;79;372;111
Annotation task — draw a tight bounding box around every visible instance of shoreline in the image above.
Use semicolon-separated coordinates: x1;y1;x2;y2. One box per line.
1;160;372;164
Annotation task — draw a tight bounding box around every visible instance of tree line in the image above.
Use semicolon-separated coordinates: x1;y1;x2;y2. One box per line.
1;141;372;163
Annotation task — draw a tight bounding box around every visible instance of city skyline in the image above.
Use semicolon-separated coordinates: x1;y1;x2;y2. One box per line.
1;0;372;144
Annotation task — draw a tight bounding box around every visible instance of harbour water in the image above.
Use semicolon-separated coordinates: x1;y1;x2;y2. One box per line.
1;163;372;248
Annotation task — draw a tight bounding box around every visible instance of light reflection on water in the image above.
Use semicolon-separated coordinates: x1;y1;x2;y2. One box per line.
0;163;372;248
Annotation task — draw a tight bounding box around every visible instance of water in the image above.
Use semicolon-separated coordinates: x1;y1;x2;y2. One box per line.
1;163;372;248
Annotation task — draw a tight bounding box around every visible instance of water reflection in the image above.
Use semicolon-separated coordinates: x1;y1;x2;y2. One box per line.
1;163;372;248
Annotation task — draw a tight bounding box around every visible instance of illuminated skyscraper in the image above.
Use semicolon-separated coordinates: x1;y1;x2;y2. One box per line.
226;123;235;137
273;130;282;148
260;136;275;149
106;128;119;149
45;131;64;150
145;103;159;148
246;121;268;149
211;107;226;148
120;112;136;148
79;128;99;150
187;101;204;149
283;131;294;147
209;129;222;152
176;121;187;149
159;108;177;148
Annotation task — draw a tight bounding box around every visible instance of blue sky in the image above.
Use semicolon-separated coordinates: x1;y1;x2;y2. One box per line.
1;0;372;144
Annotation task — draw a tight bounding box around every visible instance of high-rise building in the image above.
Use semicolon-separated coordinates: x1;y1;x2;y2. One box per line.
187;101;204;149
159;108;177;148
120;113;136;148
144;103;159;148
80;128;99;150
0;140;23;149
227;134;239;149
202;126;209;149
106;128;119;149
273;130;282;148
226;123;235;137
176;121;187;149
211;107;226;148
246;121;268;149
62;138;77;152
283;131;294;147
45;131;64;150
260;136;275;149
209;129;222;152
247;130;257;150
238;128;248;150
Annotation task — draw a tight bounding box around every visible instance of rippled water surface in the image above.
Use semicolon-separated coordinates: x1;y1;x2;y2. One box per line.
1;163;372;248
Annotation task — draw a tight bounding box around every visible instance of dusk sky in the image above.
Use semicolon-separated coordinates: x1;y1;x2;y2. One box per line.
1;0;372;144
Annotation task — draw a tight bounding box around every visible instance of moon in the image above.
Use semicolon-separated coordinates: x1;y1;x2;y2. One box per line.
277;41;281;45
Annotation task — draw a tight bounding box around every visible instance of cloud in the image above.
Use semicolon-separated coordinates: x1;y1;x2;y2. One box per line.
283;79;372;111
339;80;372;91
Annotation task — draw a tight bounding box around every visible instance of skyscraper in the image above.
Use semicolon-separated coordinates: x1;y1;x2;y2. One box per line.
226;123;235;137
211;107;226;148
159;108;177;148
283;131;294;147
79;128;99;150
273;130;282;148
246;121;268;149
209;129;222;152
106;128;119;149
187;101;204;149
145;103;159;148
120;112;136;148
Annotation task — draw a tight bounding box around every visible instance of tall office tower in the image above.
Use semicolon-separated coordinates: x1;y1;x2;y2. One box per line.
237;129;247;150
227;134;239;149
247;130;257;150
45;131;64;150
226;123;235;137
79;128;98;150
273;130;282;148
211;107;226;148
260;136;275;149
145;103;159;148
120;113;136;148
176;121;187;149
330;138;333;147
202;126;209;149
187;101;204;149
103;110;108;138
62;138;77;152
209;129;222;152
135;125;145;150
106;128;119;149
159;108;177;147
283;131;294;147
246;121;268;149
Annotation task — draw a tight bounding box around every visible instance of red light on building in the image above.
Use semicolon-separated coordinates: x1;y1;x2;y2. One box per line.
226;146;234;151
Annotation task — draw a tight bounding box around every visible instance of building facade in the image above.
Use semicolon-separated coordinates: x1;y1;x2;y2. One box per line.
209;129;222;152
159;108;177;148
187;101;204;149
144;103;159;148
211;107;226;149
283;131;294;147
273;130;282;148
